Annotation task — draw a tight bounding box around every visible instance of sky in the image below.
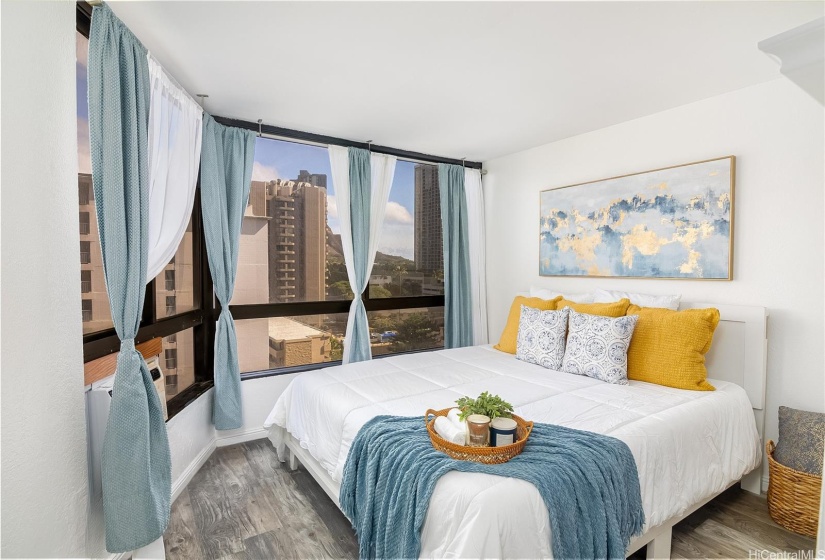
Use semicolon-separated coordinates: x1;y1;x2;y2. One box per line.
253;137;419;259
76;31;419;260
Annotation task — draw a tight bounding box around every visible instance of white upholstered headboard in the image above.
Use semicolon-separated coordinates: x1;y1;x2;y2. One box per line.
681;302;768;494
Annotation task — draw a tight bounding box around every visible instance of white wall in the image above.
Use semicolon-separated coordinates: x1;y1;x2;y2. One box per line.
483;78;824;482
216;374;298;446
168;389;216;493
1;1;89;557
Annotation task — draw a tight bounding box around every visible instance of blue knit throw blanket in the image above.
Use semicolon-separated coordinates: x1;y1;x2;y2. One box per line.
340;416;645;560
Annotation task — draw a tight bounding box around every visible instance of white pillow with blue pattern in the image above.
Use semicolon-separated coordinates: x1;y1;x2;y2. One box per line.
516;305;570;370
561;308;639;385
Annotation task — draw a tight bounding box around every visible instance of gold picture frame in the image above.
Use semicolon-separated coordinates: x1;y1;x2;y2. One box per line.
539;156;735;280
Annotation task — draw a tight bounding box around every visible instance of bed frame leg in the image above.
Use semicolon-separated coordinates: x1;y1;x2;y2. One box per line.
646;527;672;560
287;447;300;471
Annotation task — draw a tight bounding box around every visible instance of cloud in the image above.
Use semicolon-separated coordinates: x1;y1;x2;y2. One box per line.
78;117;91;174
327;195;338;219
326;196;340;234
252;161;279;182
384;201;413;225
377;223;414;260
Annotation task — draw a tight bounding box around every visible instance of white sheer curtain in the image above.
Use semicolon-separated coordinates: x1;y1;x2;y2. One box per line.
328;145;397;363
146;53;203;281
464;168;488;345
366;152;397;285
329;144;355;300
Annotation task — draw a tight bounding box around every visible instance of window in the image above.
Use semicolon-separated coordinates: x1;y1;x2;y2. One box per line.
76;7;462;418
79;181;91;205
79;211;90;235
77;29;112;336
228;136;446;371
367;307;444;355
164;348;178;371
165;295;176;316
232;137;337;306
164;327;195;400
81;299;93;322
369;161;444;298
80;270;91;293
77;22;207;418
155;217;195;320
80;241;91;264
236;314;347;373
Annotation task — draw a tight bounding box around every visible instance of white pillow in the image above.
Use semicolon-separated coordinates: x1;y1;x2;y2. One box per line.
516;306;569;371
592;288;680;310
561;309;639;385
530;286;595;303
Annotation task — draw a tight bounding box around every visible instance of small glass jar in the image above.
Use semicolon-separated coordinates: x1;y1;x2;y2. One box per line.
466;414;491;447
490;417;518;447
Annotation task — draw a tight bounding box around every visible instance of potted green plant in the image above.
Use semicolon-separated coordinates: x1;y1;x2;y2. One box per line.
455;392;514;446
455;391;514;421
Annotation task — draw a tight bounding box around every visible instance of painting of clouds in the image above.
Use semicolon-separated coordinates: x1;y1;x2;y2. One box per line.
540;157;734;279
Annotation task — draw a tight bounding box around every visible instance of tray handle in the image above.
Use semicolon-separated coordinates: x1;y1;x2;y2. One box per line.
425;409;440;427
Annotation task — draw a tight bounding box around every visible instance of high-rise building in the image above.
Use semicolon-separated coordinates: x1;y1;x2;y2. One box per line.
414;164;443;272
296;169;327;189
78;173;113;334
266;179;327;302
234;181;272;375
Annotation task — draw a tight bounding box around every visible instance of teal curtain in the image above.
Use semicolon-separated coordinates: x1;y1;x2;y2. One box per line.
200;114;255;430
347;148;372;362
438;164;473;348
88;4;171;553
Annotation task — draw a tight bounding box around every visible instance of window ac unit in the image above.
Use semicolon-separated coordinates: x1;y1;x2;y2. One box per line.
86;357;167;502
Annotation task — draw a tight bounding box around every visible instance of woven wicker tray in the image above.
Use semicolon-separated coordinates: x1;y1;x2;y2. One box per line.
425;408;533;464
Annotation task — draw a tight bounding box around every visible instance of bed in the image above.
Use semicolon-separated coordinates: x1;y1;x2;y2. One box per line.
263;302;767;559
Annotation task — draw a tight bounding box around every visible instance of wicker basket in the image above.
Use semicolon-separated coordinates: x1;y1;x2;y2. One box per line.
766;440;822;538
425;408;533;464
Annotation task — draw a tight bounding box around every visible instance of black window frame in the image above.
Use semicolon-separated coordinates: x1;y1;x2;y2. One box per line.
76;2;481;417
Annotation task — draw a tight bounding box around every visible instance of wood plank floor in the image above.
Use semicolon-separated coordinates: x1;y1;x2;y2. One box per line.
165;440;816;559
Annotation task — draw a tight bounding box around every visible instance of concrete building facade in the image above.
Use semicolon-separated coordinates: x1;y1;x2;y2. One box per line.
413;164;443;272
265;179;327;303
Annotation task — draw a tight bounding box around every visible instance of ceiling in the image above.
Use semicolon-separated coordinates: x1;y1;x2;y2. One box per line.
109;1;823;162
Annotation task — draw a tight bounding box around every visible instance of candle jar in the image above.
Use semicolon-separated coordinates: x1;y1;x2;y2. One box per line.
490;417;518;447
466;414;491;447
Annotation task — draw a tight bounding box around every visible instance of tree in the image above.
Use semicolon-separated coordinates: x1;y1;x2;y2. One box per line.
401;279;422;296
329;280;353;300
391;313;439;352
330;336;344;361
368;284;393;299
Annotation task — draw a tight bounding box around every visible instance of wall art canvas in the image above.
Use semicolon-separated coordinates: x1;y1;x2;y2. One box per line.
540;156;734;279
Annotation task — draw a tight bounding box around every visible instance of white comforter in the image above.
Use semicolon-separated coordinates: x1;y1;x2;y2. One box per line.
264;345;761;558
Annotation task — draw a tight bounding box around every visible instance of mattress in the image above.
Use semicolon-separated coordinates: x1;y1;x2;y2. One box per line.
264;345;761;558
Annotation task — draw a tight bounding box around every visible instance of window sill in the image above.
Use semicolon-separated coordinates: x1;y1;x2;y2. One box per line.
238;345;445;381
165;380;213;420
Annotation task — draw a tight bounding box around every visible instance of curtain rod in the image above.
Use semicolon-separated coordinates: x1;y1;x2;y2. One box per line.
212;115;484;170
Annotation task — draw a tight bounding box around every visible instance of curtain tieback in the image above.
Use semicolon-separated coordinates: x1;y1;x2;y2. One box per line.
120;338;137;352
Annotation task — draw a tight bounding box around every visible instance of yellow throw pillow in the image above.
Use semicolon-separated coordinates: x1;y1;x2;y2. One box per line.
557;298;630;317
494;296;562;354
626;305;720;391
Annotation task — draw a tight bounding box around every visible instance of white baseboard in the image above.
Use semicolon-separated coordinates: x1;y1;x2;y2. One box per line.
171;439;217;502
763;475;770;494
215;428;268;448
